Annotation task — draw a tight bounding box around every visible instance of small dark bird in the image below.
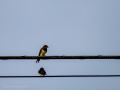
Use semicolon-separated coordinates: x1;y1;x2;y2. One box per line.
38;67;46;76
36;45;48;63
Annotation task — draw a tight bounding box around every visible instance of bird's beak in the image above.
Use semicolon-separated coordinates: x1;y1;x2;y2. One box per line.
47;46;49;48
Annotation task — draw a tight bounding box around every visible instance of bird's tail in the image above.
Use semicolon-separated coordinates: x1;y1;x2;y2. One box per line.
36;59;40;63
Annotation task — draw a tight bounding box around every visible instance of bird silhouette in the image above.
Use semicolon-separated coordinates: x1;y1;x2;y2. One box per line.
38;67;47;76
36;45;48;63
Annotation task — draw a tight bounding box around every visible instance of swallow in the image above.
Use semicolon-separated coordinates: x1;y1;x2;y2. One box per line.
38;67;47;76
36;45;48;63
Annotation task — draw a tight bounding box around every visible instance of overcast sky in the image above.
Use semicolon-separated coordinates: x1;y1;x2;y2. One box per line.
0;0;120;90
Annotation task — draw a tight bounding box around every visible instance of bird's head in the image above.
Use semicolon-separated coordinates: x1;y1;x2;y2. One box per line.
40;67;44;70
43;45;49;48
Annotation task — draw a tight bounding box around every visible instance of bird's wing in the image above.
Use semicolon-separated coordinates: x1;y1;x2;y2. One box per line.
38;48;42;56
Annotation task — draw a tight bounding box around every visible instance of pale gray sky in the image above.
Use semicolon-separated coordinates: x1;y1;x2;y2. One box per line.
0;0;120;90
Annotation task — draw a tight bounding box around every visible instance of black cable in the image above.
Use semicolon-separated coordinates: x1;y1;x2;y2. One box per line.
0;75;120;78
0;55;120;60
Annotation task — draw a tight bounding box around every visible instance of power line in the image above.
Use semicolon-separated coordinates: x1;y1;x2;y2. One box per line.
0;55;120;60
0;75;120;78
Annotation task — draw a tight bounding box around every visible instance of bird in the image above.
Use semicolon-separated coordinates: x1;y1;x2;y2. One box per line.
36;45;48;63
38;67;47;76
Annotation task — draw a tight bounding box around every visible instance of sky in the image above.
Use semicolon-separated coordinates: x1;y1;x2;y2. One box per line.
0;0;120;90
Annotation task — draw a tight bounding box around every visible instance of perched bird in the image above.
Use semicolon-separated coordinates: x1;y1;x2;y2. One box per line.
36;45;48;63
38;67;46;76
